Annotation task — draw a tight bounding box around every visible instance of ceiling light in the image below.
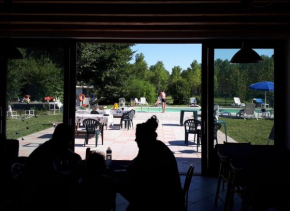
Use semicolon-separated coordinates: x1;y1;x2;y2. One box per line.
230;0;262;64
230;42;263;63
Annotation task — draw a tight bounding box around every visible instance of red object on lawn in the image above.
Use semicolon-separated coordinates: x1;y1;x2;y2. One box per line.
45;96;54;101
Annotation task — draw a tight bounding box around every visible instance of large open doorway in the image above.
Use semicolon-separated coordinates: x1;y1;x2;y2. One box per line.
6;47;65;157
74;43;202;174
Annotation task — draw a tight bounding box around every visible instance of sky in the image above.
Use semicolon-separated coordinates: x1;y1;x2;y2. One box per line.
130;44;274;73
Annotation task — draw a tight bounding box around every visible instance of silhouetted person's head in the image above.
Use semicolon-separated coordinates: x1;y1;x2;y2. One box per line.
135;115;158;147
51;123;73;152
86;151;106;176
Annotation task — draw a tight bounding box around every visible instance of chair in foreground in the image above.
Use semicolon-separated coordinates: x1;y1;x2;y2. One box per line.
215;150;231;208
184;119;200;148
183;165;194;211
83;119;104;147
227;162;255;211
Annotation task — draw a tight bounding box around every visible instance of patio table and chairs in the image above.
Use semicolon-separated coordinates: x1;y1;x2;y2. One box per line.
215;144;290;210
75;113;114;130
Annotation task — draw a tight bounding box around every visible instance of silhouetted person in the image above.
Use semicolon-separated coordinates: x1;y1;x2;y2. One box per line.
18;123;83;210
78;150;116;211
120;115;184;211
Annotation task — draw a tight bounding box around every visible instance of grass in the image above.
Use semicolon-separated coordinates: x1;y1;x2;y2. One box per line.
6;113;62;140
218;117;274;145
214;97;253;107
6;108;274;146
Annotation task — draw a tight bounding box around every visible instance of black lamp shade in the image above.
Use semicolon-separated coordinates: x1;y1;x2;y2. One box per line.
230;43;263;63
0;41;23;59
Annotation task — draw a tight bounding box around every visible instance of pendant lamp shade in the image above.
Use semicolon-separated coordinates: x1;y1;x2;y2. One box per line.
230;42;263;63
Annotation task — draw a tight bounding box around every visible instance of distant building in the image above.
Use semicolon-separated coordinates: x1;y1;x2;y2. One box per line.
76;85;95;106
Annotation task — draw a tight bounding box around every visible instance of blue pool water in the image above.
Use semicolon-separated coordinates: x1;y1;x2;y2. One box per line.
134;107;263;113
134;107;200;112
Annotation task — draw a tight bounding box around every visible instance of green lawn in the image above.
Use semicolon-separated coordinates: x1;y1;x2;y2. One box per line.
218;117;274;145
6;111;274;145
6;114;62;140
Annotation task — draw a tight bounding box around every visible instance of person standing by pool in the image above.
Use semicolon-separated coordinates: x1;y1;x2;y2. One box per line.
159;89;166;113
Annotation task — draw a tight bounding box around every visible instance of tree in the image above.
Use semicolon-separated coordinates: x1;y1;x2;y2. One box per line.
7;49;63;102
181;60;201;96
148;61;170;93
131;53;149;80
76;43;135;103
125;78;156;103
168;78;190;104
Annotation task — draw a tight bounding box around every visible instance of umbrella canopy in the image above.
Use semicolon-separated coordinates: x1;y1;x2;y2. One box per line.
248;81;274;105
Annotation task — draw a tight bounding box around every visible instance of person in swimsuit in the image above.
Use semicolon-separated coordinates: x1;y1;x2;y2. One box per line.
159;90;166;113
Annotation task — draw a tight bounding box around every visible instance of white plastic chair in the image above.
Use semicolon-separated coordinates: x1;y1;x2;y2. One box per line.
25;110;35;119
7;105;20;119
189;97;197;106
232;97;245;107
140;97;149;106
240;104;258;120
135;98;141;105
214;104;219;120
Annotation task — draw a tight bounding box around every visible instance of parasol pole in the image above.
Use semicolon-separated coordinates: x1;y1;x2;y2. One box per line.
265;91;266;105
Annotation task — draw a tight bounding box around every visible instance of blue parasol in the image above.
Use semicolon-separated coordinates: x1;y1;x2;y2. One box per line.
248;81;274;105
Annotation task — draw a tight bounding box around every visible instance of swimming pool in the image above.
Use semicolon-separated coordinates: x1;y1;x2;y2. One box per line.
134;107;200;113
219;108;263;114
134;107;263;113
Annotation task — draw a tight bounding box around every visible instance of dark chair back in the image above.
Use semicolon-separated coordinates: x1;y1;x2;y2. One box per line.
227;162;247;210
91;110;99;114
184;119;200;134
128;109;135;120
183;165;194;210
120;110;135;129
84;119;102;132
83;119;104;146
215;150;231;207
184;119;201;148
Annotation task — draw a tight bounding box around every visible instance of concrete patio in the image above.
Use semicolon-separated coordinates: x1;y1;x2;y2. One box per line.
18;112;234;174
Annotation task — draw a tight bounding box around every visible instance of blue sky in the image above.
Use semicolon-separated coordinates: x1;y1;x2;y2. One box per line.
130;44;274;73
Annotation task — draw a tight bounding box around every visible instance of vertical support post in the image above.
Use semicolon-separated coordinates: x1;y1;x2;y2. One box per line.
0;58;8;137
63;42;77;151
201;43;215;176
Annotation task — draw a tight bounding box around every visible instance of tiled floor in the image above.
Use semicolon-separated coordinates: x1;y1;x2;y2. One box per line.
115;175;245;211
16;111;245;210
18;111;235;175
